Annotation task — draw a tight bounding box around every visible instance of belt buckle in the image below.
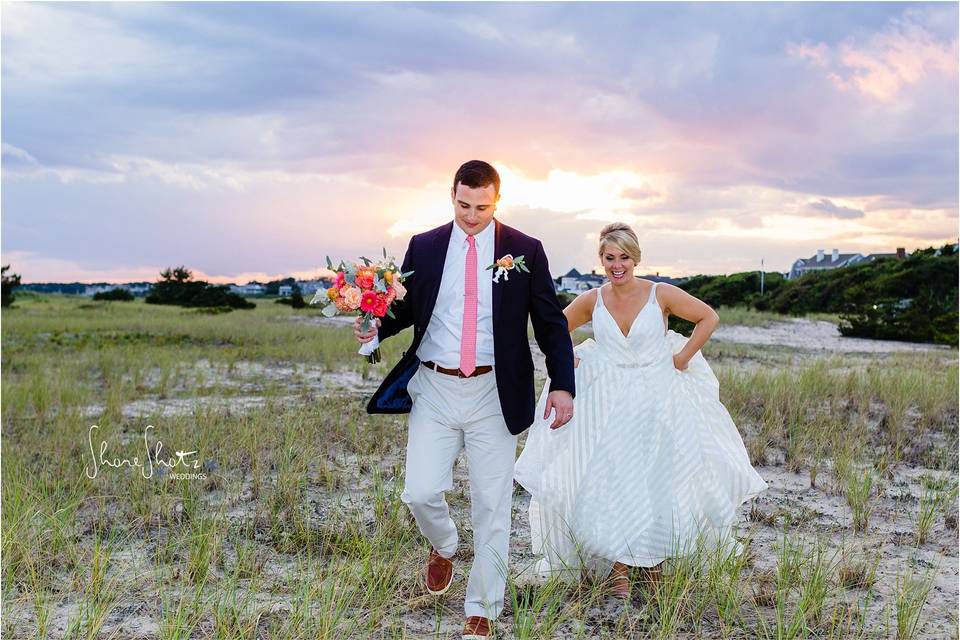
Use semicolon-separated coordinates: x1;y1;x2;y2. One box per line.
457;369;467;378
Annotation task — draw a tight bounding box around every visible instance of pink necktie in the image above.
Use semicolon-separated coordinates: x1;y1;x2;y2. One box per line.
460;235;478;376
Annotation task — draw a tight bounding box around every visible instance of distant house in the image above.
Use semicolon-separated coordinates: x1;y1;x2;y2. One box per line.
278;285;293;296
788;247;910;279
556;268;605;293
82;283;152;297
853;247;907;264
83;285;116;297
228;283;265;296
934;242;959;256
789;249;864;279
296;279;332;295
555;268;679;292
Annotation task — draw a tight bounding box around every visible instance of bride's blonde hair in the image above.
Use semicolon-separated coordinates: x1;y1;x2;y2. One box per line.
598;222;641;263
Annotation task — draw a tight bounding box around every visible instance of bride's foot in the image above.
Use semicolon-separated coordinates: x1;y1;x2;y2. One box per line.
609;562;631;600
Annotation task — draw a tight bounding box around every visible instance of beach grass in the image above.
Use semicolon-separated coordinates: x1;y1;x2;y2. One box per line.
2;294;956;638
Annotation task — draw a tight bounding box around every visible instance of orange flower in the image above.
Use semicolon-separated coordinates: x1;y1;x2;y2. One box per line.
497;255;514;269
355;268;375;290
383;270;394;284
326;287;339;301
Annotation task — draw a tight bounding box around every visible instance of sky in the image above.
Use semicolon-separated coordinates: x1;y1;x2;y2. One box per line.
2;1;958;284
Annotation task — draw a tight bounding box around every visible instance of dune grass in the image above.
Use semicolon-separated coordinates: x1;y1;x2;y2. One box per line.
1;294;956;638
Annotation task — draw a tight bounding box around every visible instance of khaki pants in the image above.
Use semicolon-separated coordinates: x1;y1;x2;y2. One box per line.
401;364;518;619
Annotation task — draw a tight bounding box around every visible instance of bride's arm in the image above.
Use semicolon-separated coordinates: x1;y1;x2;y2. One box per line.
657;284;719;367
562;290;596;367
562;289;595;332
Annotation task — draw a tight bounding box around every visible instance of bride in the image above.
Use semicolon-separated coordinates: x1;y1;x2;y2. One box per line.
514;222;767;599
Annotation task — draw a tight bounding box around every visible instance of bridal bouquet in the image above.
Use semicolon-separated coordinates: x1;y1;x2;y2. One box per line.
310;249;412;364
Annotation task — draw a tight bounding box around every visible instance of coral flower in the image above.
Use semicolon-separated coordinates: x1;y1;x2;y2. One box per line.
497;255;514;269
334;272;346;289
373;299;389;317
355;269;375;290
384;287;397;304
359;290;379;313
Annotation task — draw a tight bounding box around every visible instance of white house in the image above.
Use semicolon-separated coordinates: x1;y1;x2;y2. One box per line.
296;280;331;295
788;247;909;279
83;285;116;296
557;269;605;293
934;242;959;256
228;283;265;296
83;283;152;296
789;249;863;279
278;285;293;296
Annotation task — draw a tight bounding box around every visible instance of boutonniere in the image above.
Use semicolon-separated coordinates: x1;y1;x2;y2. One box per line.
485;254;529;283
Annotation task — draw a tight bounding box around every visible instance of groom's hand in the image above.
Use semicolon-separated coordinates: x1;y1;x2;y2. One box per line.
544;391;574;430
353;317;380;344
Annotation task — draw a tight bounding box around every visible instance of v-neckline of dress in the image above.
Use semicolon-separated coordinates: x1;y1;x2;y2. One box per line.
600;283;657;340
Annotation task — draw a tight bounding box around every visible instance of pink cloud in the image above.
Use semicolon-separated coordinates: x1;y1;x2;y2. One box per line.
790;14;958;102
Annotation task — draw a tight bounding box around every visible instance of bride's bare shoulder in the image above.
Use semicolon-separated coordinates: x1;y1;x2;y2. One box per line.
570;288;598;310
563;288;598;327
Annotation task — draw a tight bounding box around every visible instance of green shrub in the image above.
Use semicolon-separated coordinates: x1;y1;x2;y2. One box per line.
92;288;135;301
145;266;255;310
2;265;21;307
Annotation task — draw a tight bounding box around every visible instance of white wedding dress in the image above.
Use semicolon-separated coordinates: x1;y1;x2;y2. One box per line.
514;282;767;578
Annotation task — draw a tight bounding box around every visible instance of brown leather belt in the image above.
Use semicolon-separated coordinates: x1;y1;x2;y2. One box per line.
421;360;493;378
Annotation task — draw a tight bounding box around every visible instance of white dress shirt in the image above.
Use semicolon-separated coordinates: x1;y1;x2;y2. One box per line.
416;220;495;369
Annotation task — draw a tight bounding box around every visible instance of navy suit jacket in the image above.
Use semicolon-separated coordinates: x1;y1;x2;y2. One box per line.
366;219;576;435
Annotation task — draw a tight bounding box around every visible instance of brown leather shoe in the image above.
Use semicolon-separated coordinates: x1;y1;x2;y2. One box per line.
610;561;631;600
462;616;492;639
425;547;454;595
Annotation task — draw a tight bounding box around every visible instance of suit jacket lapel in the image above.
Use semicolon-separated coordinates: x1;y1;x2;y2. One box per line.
492;218;503;334
420;221;454;327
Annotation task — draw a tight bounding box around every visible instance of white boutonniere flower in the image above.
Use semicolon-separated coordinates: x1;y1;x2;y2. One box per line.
485;254;529;283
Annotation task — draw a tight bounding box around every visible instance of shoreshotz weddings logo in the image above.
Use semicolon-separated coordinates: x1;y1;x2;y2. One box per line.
85;424;209;481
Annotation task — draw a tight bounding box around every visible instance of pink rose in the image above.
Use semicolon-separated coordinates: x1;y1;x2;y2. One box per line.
392;280;407;301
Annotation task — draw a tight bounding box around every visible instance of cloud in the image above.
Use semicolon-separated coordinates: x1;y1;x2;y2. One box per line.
2;143;126;185
788;12;959;102
806;198;866;219
1;142;39;167
1;2;956;281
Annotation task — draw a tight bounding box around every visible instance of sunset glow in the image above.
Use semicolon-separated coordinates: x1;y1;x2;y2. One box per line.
2;2;956;283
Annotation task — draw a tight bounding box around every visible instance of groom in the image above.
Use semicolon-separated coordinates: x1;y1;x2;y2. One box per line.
355;160;575;638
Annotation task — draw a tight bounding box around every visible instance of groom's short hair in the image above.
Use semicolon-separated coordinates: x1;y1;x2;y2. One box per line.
453;160;500;195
